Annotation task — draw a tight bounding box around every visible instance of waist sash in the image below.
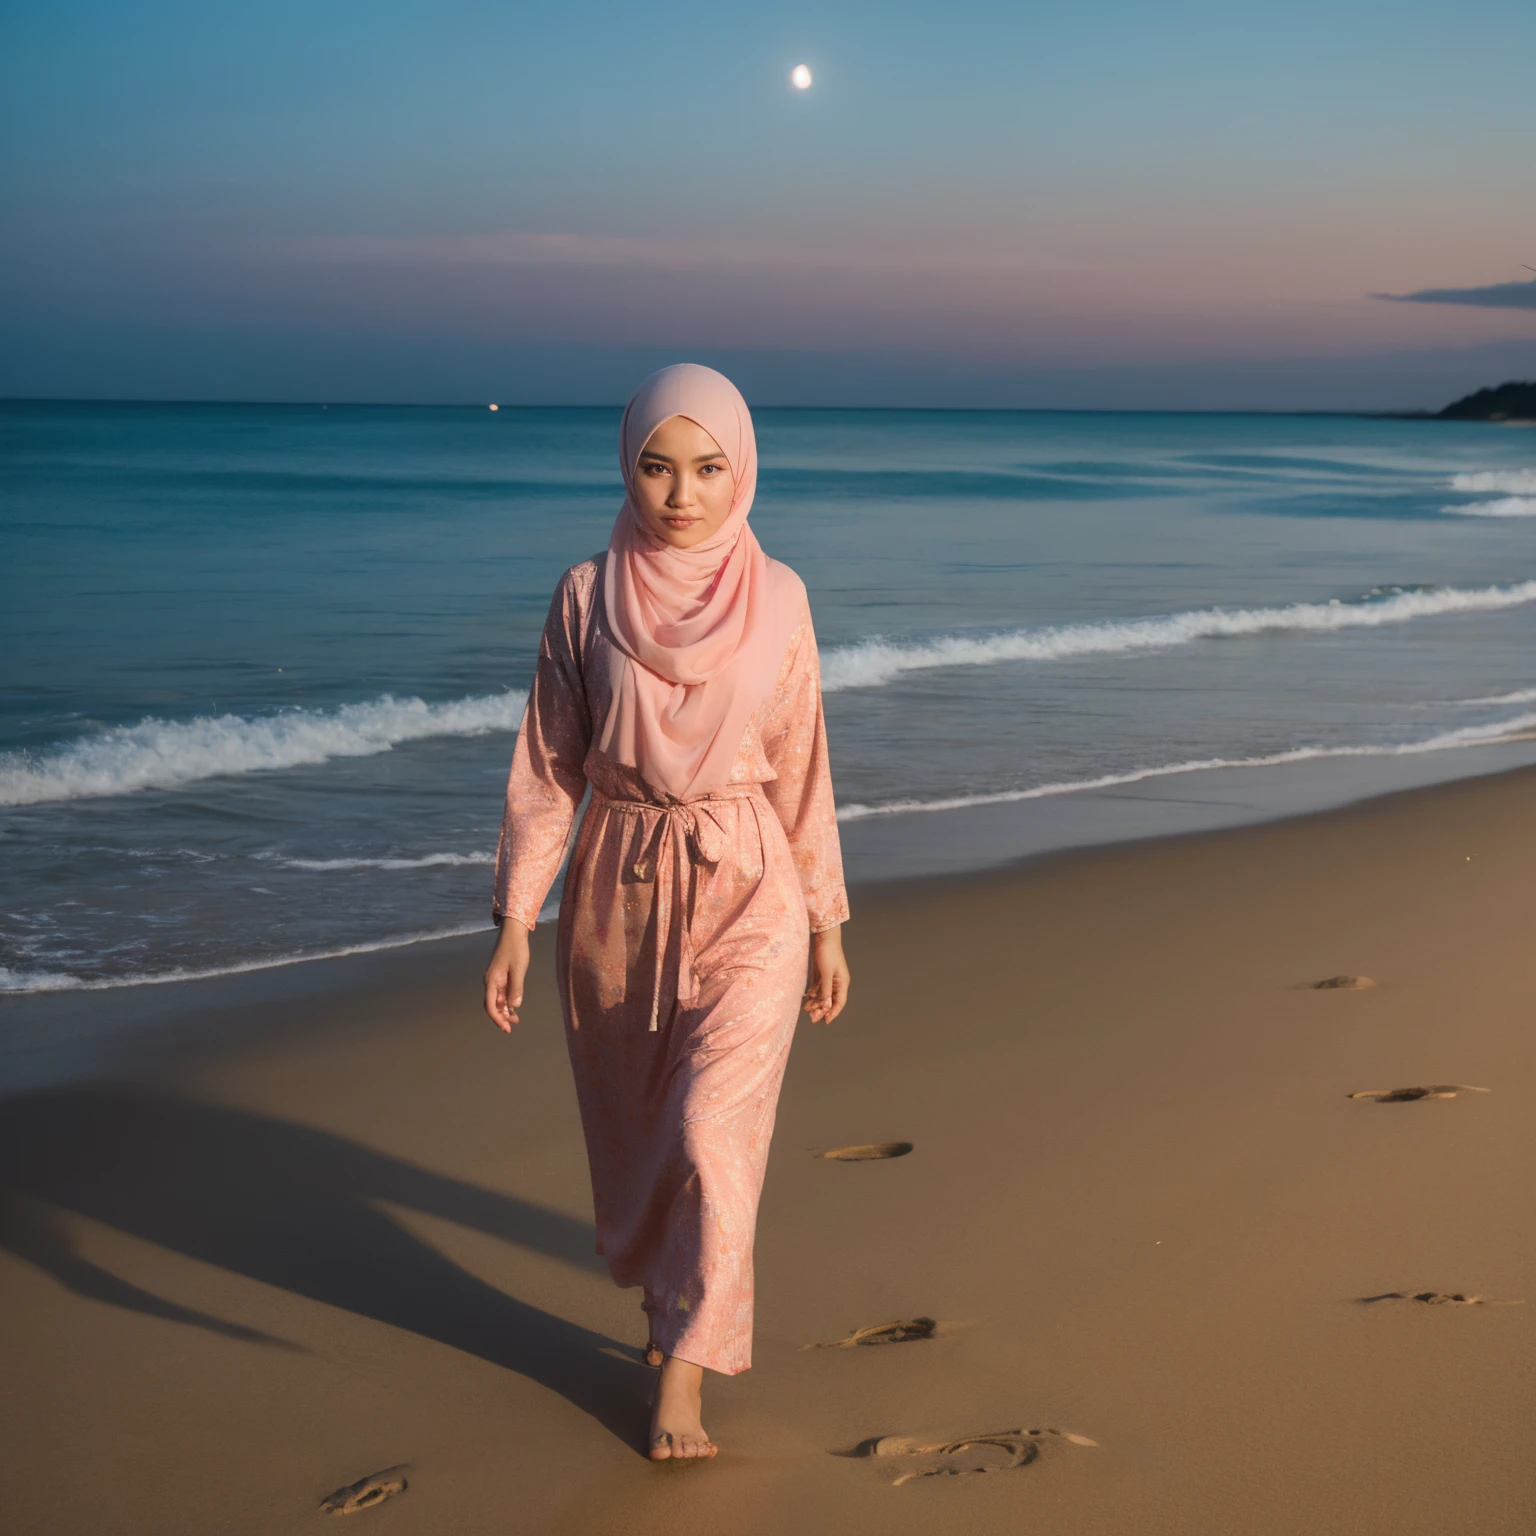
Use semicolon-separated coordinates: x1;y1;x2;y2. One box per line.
588;783;768;1030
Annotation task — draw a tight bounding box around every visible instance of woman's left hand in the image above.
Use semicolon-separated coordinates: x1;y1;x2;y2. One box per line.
803;925;850;1024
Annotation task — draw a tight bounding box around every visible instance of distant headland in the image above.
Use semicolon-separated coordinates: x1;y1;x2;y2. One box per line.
1433;380;1536;422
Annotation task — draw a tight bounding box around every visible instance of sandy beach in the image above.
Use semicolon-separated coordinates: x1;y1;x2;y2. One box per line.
2;765;1533;1535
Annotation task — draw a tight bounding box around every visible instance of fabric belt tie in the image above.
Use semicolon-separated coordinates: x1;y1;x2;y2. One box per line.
591;786;764;1030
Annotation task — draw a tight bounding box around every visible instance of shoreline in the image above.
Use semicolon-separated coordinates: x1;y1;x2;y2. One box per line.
6;735;1536;1015
4;754;1536;1096
11;677;1536;1002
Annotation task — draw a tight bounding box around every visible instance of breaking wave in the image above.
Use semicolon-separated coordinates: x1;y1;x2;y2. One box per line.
0;691;528;807
1443;469;1536;517
1450;470;1536;494
1442;498;1536;518
275;851;494;872
836;709;1536;821
819;581;1536;693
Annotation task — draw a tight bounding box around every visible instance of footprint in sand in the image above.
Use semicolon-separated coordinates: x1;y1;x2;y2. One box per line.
817;1142;914;1161
1347;1085;1489;1102
1312;975;1377;990
804;1317;939;1350
320;1470;408;1514
834;1427;1096;1485
1358;1291;1523;1306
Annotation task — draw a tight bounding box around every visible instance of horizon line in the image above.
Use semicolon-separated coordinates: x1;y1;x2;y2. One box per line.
0;395;1450;418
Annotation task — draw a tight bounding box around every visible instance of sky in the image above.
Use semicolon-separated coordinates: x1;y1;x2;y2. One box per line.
2;0;1534;409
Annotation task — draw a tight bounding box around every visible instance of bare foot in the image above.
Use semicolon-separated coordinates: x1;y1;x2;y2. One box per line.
649;1357;716;1462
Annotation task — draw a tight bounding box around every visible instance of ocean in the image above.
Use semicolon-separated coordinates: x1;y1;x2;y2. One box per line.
4;400;1536;995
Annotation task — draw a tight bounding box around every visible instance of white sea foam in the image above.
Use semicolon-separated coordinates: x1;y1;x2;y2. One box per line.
1441;497;1536;518
0;967;85;994
0;899;562;995
0;922;495;994
278;851;494;871
819;581;1536;693
1451;687;1536;707
1450;470;1536;494
835;710;1536;821
0;690;528;808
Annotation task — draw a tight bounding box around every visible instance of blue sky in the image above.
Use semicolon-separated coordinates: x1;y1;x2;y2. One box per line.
2;0;1533;406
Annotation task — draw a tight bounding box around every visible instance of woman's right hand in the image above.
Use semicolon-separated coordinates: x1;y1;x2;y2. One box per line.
483;922;532;1032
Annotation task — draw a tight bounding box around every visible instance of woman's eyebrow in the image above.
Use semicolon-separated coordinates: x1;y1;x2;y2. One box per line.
636;449;727;464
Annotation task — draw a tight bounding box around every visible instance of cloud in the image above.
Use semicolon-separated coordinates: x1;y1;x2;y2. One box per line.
1376;278;1536;310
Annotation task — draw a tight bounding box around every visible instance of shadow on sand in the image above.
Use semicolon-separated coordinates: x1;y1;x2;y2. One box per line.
0;1085;649;1449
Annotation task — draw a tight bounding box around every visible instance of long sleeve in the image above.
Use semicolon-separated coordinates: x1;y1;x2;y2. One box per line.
492;571;593;929
760;616;850;933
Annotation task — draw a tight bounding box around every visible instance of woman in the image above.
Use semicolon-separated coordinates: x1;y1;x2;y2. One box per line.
482;363;850;1462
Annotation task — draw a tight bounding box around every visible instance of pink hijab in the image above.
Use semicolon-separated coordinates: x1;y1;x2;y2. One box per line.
599;364;785;801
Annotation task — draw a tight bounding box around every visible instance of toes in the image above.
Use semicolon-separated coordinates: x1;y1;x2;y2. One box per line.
649;1428;717;1462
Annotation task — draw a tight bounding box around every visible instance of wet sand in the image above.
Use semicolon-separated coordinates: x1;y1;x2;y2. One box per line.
2;766;1533;1534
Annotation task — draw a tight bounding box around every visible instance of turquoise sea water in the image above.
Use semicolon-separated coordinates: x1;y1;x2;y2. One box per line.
3;401;1536;992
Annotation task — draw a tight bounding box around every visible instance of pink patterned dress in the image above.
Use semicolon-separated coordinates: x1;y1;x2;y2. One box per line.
493;555;849;1375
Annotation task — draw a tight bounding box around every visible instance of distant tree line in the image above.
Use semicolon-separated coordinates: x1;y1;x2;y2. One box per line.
1436;381;1536;422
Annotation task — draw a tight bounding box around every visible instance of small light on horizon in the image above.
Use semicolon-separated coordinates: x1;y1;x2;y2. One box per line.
791;64;812;90
488;403;499;411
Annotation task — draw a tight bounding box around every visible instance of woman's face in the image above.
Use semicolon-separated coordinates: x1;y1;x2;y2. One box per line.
632;415;736;549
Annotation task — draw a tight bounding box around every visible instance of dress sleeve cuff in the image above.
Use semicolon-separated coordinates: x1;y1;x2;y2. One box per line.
807;892;850;934
491;905;539;932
